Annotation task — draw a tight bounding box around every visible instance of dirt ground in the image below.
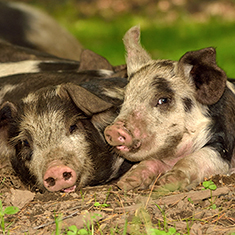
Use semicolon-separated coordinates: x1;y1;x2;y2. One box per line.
0;166;235;235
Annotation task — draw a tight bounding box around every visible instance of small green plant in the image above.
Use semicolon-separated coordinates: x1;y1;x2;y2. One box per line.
156;204;168;232
80;190;87;203
153;204;188;235
187;197;193;204
53;213;63;235
67;225;89;235
93;202;109;209
67;213;102;235
149;227;181;235
93;188;111;210
0;177;5;185
202;180;217;209
0;200;19;235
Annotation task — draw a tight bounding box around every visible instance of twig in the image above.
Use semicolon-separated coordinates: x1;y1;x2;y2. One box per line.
145;173;161;209
21;209;80;233
211;213;226;224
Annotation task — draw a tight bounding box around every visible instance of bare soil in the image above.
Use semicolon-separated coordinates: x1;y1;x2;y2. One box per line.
0;165;235;235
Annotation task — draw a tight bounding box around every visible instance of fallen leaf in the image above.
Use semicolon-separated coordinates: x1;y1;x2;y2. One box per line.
10;189;35;209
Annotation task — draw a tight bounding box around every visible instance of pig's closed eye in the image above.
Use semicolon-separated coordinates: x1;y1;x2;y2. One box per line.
69;125;78;134
157;98;168;105
21;139;32;161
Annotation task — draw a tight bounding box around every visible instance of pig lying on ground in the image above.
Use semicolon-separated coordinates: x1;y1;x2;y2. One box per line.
0;1;83;60
0;45;131;193
0;41;80;77
0;72;131;193
0;40;126;78
104;26;235;191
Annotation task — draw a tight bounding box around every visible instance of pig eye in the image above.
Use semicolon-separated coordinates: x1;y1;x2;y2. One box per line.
69;125;78;134
23;139;30;148
157;98;168;105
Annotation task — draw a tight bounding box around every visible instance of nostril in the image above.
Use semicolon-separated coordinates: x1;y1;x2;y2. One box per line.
105;133;112;142
45;177;56;186
63;171;72;180
118;134;125;142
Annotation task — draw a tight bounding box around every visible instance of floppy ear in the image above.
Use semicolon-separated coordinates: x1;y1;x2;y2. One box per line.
0;101;17;126
0;101;18;168
123;26;152;77
58;83;113;116
78;49;113;71
178;47;227;105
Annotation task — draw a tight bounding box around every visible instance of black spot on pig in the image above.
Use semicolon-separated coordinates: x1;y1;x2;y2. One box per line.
38;61;79;71
152;77;174;95
182;97;193;113
206;86;235;162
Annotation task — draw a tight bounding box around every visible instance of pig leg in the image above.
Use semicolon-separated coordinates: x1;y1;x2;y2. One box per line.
156;147;230;191
117;159;172;191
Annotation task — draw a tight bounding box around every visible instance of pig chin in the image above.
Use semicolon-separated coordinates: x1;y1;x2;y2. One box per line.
114;139;156;162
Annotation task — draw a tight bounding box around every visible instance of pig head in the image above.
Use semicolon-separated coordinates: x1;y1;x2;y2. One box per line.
104;26;235;191
1;83;131;192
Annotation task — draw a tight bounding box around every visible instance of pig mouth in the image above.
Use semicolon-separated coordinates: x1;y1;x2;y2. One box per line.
116;139;141;152
60;185;77;193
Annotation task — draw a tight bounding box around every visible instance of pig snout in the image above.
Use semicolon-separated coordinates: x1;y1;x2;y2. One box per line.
104;121;141;152
43;163;77;193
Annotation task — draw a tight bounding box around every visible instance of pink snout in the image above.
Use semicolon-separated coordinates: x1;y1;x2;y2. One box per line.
43;164;77;192
104;121;141;151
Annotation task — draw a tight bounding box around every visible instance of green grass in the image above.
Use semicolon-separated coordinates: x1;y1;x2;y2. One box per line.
46;8;235;78
74;17;235;78
0;200;19;235
33;2;235;78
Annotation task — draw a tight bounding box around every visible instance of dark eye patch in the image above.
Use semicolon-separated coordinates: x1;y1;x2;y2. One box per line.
151;76;175;95
150;77;174;109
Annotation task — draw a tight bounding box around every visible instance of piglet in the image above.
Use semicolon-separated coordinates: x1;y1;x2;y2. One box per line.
105;26;235;191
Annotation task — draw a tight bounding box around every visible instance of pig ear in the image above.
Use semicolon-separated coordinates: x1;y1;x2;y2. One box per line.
0;101;17;124
123;26;152;77
58;83;113;116
178;47;227;105
0;102;17;168
78;49;113;71
0;102;17;144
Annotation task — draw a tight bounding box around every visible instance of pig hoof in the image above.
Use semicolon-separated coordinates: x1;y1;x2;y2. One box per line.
157;170;190;191
117;176;148;191
117;168;155;191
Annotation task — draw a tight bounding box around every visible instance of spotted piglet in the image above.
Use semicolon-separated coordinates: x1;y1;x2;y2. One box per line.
104;26;235;191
